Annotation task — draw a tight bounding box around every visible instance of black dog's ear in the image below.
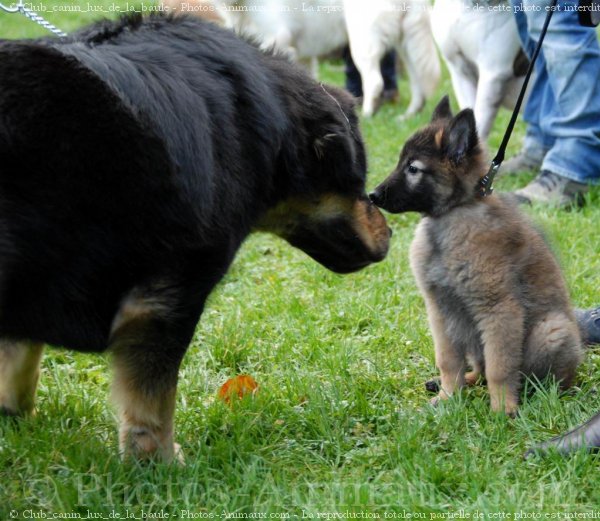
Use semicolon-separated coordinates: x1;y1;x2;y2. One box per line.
431;95;453;123
445;109;478;165
314;132;338;160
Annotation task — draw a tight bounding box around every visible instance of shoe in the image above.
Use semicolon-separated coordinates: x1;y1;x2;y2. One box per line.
499;147;545;176
525;410;600;458
575;307;600;346
514;170;588;207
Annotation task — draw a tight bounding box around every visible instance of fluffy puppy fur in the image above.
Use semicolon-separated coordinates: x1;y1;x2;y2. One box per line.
371;96;583;415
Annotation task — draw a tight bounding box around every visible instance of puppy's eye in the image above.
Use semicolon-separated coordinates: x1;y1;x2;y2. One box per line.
407;160;426;176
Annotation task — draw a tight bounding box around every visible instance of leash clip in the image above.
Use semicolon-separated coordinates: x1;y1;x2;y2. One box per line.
0;2;20;13
476;161;500;198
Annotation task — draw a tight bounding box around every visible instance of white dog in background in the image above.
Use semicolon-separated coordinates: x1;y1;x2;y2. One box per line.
431;0;528;138
221;0;441;119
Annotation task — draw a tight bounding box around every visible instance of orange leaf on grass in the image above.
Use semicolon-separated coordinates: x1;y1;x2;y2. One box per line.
218;374;258;404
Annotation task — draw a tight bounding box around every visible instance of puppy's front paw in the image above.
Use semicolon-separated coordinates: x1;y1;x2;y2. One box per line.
490;398;518;418
430;390;452;407
429;395;441;407
173;442;185;466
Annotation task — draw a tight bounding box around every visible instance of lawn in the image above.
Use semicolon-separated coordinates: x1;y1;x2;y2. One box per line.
1;1;600;516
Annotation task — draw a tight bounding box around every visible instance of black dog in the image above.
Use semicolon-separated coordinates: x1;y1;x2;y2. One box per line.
0;14;390;462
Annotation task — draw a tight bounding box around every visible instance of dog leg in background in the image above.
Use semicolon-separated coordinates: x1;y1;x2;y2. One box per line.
299;56;320;79
473;71;513;139
397;9;441;119
350;44;385;118
445;61;477;113
109;285;203;463
439;55;510;138
397;42;426;119
310;56;319;79
0;341;44;416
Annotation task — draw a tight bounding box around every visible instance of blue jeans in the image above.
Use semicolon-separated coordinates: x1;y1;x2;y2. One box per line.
512;0;600;184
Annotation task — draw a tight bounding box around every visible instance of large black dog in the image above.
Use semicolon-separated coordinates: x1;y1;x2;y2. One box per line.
0;15;390;461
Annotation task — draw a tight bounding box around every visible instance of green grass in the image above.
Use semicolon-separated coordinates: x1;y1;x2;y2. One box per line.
2;1;600;515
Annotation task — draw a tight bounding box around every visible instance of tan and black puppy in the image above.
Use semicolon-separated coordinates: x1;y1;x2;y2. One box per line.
370;96;583;415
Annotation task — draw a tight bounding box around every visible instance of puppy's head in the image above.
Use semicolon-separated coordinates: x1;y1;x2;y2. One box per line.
370;96;487;217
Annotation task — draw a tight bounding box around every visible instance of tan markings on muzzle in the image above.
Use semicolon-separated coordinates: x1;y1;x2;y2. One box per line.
351;199;390;257
306;194;390;257
255;194;353;236
256;194;389;257
310;194;355;219
254;199;302;236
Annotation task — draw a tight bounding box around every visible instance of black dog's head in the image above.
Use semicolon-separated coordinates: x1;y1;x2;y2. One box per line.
257;84;390;274
370;96;487;217
258;192;391;274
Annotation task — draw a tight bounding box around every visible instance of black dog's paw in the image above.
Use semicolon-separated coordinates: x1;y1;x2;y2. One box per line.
425;379;440;394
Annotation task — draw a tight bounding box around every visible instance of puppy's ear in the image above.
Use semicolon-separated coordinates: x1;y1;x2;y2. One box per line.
445;109;478;165
431;95;453;123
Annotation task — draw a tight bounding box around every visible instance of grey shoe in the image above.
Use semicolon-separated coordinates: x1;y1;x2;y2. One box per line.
499;147;545;176
575;307;600;345
514;170;588;207
525;409;600;458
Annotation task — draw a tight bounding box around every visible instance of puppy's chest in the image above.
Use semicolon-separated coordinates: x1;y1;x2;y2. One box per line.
410;218;480;296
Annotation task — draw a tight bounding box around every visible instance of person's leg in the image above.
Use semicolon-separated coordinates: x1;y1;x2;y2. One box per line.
520;48;555;163
526;0;600;186
502;1;552;174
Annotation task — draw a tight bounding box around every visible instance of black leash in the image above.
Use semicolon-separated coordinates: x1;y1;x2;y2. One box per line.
476;0;558;198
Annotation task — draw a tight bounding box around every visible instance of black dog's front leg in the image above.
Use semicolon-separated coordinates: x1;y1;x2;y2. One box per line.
109;282;205;463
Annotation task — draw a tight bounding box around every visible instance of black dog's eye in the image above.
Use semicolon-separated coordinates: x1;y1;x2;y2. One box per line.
407;164;419;174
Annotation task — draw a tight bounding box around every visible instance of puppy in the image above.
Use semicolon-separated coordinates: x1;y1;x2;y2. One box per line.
370;96;583;415
431;0;528;138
